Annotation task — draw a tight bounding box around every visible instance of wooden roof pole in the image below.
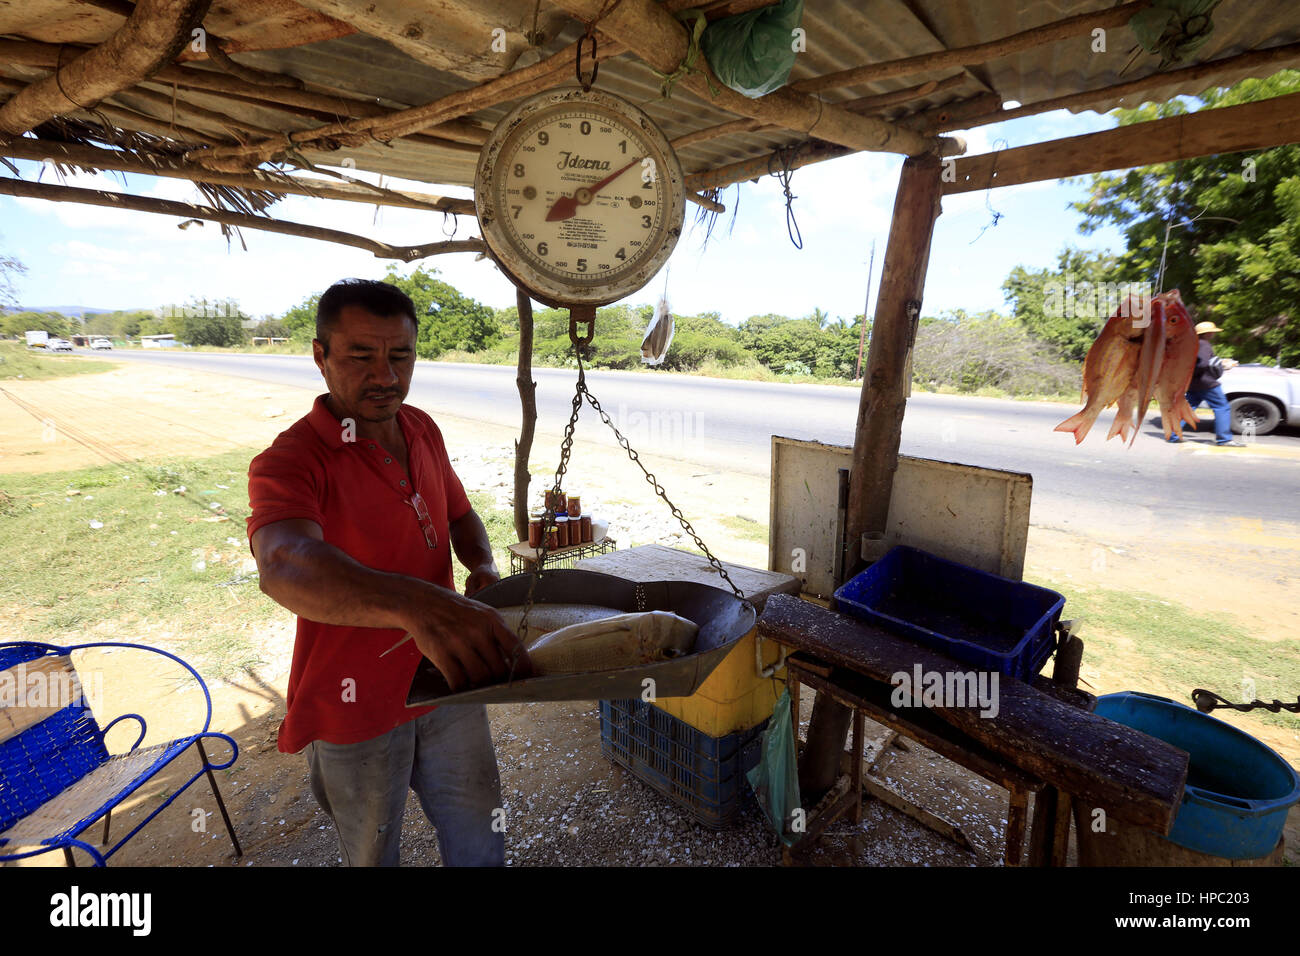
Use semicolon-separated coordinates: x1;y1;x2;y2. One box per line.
0;177;486;261
0;0;211;136
0;39;491;146
549;0;943;157
0;137;477;214
944;90;1300;194
800;153;945;802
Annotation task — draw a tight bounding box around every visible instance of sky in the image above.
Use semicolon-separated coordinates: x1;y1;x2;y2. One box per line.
0;107;1131;325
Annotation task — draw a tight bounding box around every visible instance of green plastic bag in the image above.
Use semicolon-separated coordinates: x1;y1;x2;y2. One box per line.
1129;0;1219;67
700;0;805;99
746;687;802;845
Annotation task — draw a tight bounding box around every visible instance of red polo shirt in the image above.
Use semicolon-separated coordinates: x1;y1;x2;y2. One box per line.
246;394;472;753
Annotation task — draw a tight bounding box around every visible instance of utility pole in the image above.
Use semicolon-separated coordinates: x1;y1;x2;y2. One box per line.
854;239;875;380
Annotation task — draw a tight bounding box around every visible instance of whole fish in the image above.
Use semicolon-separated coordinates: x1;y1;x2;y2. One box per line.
497;603;625;643
378;603;625;658
1055;295;1147;444
524;610;699;675
1152;290;1200;440
1127;295;1168;446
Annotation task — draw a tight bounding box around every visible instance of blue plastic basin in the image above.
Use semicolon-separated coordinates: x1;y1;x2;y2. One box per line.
1096;691;1300;859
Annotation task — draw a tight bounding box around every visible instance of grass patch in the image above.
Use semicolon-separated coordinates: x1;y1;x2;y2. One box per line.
1044;577;1300;732
0;448;280;677
718;513;768;545
0;448;529;676
0;341;117;380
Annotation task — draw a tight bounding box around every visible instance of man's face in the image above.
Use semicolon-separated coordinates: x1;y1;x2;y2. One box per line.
313;305;416;423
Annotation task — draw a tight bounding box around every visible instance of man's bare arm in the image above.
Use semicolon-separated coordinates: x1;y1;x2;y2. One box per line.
251;519;526;689
448;508;498;597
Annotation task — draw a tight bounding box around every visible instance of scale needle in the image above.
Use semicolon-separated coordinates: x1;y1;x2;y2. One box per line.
545;157;641;221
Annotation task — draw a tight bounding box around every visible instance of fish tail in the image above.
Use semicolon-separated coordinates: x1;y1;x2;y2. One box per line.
1178;396;1199;430
1055;407;1099;444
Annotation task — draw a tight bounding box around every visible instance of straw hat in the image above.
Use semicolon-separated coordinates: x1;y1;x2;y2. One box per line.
1194;321;1223;335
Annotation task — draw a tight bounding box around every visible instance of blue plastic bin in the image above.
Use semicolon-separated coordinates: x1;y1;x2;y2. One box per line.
1095;691;1300;859
833;546;1065;681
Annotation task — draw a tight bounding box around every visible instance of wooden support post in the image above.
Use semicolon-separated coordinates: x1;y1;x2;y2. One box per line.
513;288;537;543
799;152;944;802
845;152;944;567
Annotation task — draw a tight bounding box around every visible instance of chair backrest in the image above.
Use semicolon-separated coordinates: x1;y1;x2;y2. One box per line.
0;644;108;835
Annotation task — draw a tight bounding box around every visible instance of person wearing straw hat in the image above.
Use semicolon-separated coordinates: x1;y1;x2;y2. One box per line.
1171;320;1244;446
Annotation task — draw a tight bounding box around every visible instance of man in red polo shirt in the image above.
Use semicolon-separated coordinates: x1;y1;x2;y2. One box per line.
246;278;528;866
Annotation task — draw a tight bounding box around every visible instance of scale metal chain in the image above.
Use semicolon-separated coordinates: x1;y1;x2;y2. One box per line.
573;350;749;606
508;352;586;679
507;325;753;681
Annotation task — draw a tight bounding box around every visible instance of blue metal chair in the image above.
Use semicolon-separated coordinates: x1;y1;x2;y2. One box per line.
0;640;242;866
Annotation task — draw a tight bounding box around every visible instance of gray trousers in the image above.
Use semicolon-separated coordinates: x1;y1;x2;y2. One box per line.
304;704;504;866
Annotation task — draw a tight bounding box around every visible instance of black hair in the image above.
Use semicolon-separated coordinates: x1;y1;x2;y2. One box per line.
315;279;418;355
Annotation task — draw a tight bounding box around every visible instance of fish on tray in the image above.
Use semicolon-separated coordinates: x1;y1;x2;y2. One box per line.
496;603;626;643
521;609;700;676
382;603;700;679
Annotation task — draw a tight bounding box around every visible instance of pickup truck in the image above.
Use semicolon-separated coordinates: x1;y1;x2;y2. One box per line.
1220;364;1300;435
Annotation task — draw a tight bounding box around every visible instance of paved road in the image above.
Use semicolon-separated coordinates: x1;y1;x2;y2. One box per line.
94;349;1300;533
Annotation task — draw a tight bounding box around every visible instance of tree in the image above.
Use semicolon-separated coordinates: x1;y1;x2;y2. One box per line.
1;310;70;337
0;239;24;313
384;265;500;358
1002;247;1123;361
1073;69;1300;365
158;296;246;346
280;294;320;344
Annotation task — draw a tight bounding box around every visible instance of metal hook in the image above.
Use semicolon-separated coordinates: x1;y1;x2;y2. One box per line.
575;31;598;90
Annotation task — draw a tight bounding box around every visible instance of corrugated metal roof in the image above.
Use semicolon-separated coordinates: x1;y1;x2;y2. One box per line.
3;0;1300;190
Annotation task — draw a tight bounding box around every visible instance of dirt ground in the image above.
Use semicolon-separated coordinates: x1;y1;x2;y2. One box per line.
3;360;1296;867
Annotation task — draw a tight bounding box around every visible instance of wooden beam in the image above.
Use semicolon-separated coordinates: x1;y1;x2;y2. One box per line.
673;75;968;153
0;137;476;214
845;153;944;560
938;41;1300;133
550;0;942;158
181;31;630;169
0;177;486;261
839;74;968;114
760;595;1189;833
0;0;211;136
898;92;1002;133
0;39;490;146
800;152;945;802
944;91;1300;194
792;1;1149;94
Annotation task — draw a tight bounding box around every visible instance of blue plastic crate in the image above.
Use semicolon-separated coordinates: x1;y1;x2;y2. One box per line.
599;698;767;828
833;545;1065;682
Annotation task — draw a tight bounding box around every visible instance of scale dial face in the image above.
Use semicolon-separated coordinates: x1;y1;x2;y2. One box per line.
475;88;685;307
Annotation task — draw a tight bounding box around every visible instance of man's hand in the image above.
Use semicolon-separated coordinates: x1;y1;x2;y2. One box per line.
464;565;500;598
1222;358;1239;370
403;590;532;692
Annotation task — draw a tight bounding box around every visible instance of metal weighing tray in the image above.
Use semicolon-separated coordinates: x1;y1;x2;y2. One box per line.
405;570;755;706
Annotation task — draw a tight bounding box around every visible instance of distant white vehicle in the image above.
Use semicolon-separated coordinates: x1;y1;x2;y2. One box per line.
1221;364;1300;435
89;337;113;350
47;338;73;352
141;334;179;349
25;330;48;348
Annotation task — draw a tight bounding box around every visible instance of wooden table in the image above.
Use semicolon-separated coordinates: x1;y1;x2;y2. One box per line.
759;595;1188;867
